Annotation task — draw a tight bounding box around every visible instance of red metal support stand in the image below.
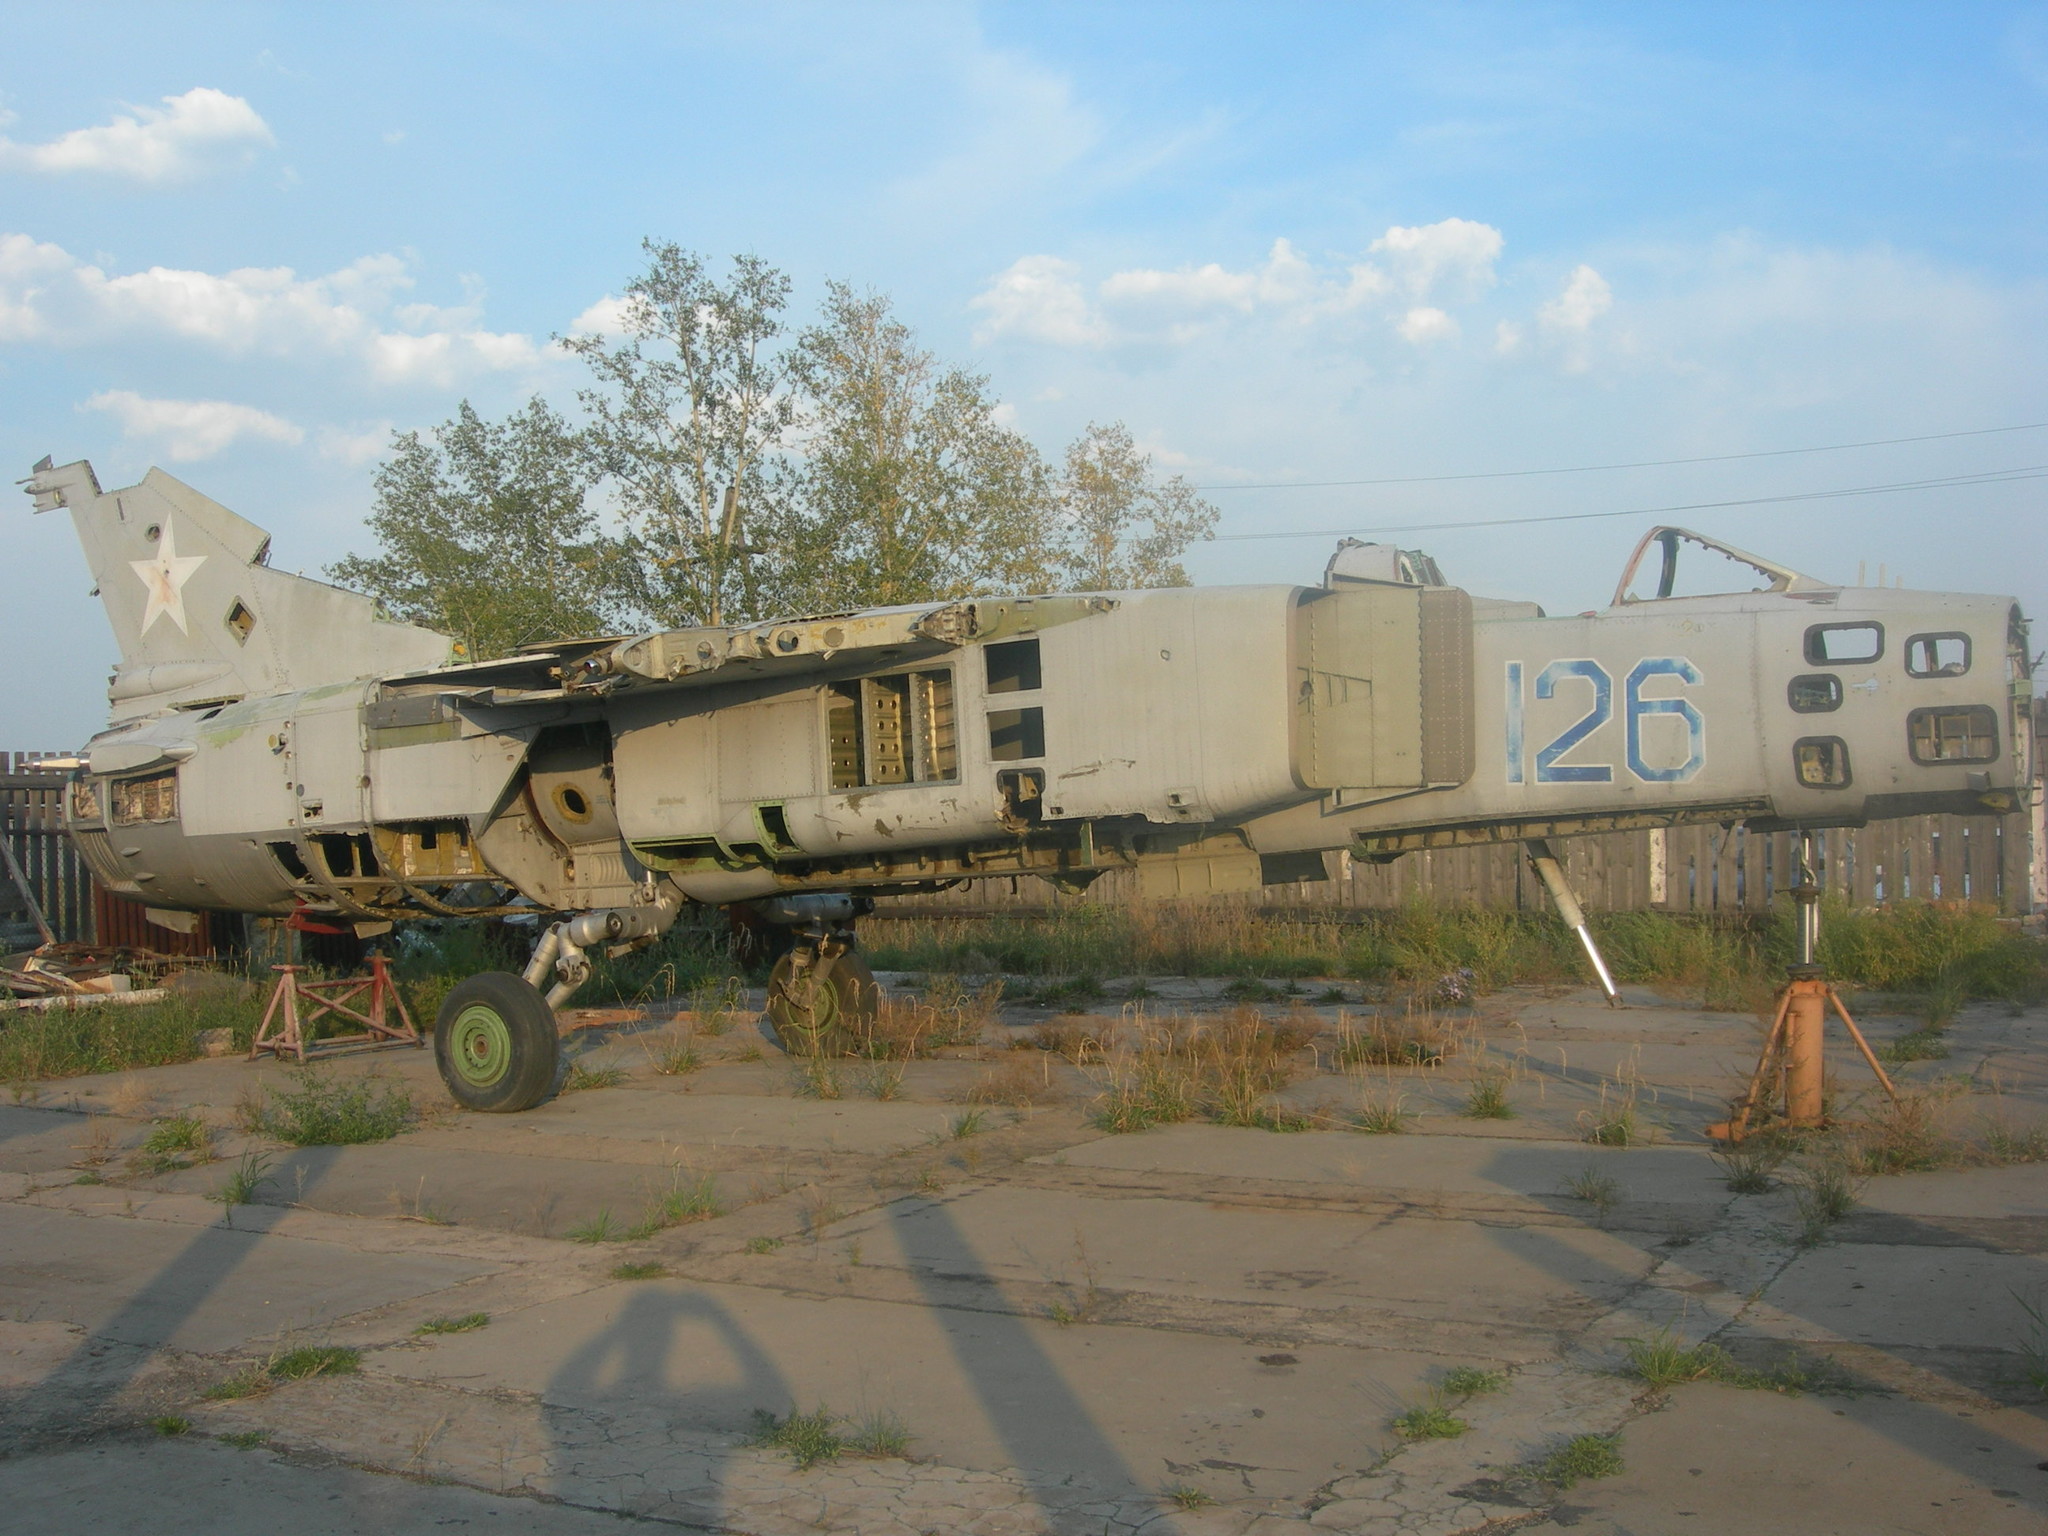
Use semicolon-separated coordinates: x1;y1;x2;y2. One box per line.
249;953;423;1063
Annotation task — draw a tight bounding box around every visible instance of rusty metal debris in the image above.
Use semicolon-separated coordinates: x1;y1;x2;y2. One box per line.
0;941;190;1009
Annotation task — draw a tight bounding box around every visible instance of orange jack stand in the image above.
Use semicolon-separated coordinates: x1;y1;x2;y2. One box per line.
1708;962;1898;1143
249;954;423;1064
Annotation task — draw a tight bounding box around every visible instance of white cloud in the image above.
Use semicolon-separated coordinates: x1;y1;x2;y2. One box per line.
317;423;394;465
1539;265;1614;333
973;221;1507;349
85;390;303;461
1494;319;1525;355
0;88;273;183
1367;218;1504;301
567;294;633;337
1397;306;1459;344
0;235;542;385
971;255;1105;346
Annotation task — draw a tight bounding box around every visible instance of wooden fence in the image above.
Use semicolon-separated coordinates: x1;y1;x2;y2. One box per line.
1;752;94;944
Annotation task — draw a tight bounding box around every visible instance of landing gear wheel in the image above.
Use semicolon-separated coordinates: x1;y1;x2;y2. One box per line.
434;971;561;1112
766;949;879;1057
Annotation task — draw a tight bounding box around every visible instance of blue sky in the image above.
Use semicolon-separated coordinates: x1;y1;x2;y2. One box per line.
4;2;2045;746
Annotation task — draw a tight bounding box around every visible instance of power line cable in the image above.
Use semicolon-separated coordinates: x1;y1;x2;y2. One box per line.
1190;420;2048;492
1211;464;2048;542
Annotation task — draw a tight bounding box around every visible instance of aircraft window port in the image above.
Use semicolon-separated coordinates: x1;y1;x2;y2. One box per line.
1794;737;1852;788
312;832;381;880
224;599;256;646
1804;622;1883;666
1908;705;1999;765
997;768;1046;824
755;803;799;852
1904;632;1970;678
69;781;103;822
111;771;178;825
827;668;958;790
985;638;1043;694
1787;674;1842;713
552;783;594;823
267;841;311;880
989;706;1046;762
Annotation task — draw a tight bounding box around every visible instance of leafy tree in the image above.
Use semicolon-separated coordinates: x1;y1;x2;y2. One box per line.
1052;421;1220;590
327;397;627;660
777;283;1053;611
561;242;795;627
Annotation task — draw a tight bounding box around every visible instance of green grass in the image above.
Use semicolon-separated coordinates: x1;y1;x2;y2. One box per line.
1442;1366;1508;1396
949;1108;988;1139
1713;1142;1784;1194
1392;1396;1468;1440
268;1345;360;1381
414;1312;489;1335
857;899;2047;1012
210;1148;275;1218
562;1064;629;1092
1166;1484;1217;1509
256;1069;413;1146
567;1208;621;1244
1791;1158;1863;1245
612;1261;668;1280
201;1368;273;1402
1353;1097;1407;1135
0;990;264;1084
1621;1326;1814;1393
139;1113;213;1171
219;1429;270;1449
1462;1075;1515;1120
746;1404;912;1468
1878;1028;1951;1064
1532;1433;1624;1488
625;1175;723;1239
151;1414;191;1436
1564;1167;1621;1214
746;1235;784;1254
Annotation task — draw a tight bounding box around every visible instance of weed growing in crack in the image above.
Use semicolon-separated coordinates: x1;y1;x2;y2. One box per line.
1392;1392;1468;1440
257;1069;413;1146
1713;1141;1785;1194
567;1208;621;1244
857;1061;905;1101
1165;1485;1216;1509
415;1313;489;1336
612;1261;668;1280
1462;1074;1514;1121
202;1368;273;1402
1878;1027;1950;1064
791;1058;843;1100
651;1036;703;1076
1620;1326;1814;1392
563;1063;628;1093
746;1235;784;1255
1442;1366;1508;1397
1790;1157;1864;1246
219;1430;269;1449
1850;1093;1963;1175
211;1149;274;1218
950;1108;988;1139
1531;1433;1623;1488
1983;1119;2048;1164
137;1113;213;1172
748;1405;916;1468
626;1174;723;1239
1353;1093;1408;1135
151;1414;190;1436
1564;1167;1621;1215
844;1408;912;1457
2012;1288;2048;1398
269;1345;360;1381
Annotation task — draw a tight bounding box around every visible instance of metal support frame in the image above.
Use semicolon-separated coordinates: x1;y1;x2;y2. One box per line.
1710;832;1899;1141
1524;838;1620;1007
249;953;422;1063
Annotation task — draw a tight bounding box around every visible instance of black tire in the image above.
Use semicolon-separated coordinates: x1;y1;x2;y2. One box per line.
434;971;561;1112
766;949;879;1057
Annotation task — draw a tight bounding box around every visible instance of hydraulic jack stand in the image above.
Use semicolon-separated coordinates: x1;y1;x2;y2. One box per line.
1708;836;1897;1142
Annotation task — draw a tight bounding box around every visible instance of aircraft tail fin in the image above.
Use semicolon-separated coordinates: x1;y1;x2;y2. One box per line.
25;458;457;722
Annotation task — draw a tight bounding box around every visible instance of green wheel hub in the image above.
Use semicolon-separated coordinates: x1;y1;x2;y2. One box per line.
449;1003;513;1087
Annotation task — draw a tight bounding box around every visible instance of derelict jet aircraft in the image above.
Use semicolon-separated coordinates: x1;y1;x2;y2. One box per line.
22;457;2035;1111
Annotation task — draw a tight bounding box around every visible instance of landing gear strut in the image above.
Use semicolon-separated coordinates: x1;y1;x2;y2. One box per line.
752;894;880;1057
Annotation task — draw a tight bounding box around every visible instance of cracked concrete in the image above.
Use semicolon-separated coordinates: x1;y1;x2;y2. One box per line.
2;982;2046;1534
